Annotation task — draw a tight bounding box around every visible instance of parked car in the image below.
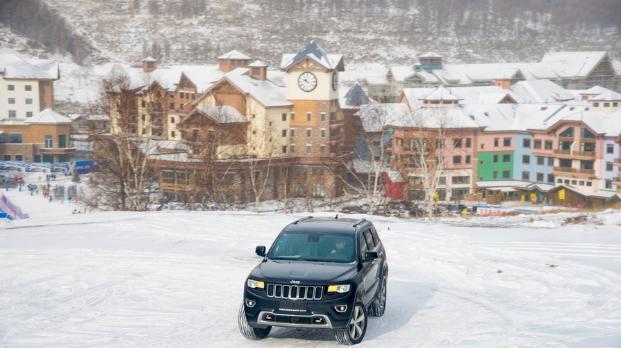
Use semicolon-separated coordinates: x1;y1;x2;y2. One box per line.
238;216;388;345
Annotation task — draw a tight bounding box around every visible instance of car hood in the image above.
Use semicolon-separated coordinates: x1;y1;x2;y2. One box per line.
250;259;358;283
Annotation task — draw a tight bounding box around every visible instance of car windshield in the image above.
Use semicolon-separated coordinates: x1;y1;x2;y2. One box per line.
269;231;356;263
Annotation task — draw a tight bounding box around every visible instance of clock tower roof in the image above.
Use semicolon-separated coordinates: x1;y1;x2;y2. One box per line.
280;40;344;72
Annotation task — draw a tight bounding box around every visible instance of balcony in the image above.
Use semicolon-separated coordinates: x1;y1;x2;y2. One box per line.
39;147;76;155
553;166;596;177
553;149;596;159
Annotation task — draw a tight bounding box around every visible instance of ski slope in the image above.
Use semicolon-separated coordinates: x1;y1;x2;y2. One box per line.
1;190;621;347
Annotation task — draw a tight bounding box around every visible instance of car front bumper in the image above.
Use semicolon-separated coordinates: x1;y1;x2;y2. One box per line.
243;288;355;329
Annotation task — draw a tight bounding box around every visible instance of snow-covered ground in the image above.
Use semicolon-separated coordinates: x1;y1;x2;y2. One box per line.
1;190;621;347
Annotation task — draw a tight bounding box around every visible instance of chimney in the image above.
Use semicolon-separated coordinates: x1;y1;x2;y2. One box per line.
142;56;159;73
217;50;251;72
249;60;268;81
495;79;512;89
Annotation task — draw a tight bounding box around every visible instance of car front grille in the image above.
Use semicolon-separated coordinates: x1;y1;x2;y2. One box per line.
266;283;323;300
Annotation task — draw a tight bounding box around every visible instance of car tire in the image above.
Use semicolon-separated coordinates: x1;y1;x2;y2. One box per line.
369;276;387;317
334;302;367;345
238;304;271;340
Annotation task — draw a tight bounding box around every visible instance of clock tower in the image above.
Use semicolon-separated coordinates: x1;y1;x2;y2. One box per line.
280;40;345;199
280;40;345;159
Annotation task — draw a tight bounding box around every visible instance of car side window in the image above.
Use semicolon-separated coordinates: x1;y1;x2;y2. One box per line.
358;232;368;258
370;227;380;246
363;229;375;250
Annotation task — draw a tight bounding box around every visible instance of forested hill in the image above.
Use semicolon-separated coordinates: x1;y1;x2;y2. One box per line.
1;0;620;65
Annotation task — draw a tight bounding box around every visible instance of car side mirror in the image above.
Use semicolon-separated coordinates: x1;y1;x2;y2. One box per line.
365;251;378;261
255;245;266;257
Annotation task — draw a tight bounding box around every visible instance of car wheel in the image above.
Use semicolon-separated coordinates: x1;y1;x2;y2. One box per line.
238;304;271;340
334;302;367;345
369;276;387;317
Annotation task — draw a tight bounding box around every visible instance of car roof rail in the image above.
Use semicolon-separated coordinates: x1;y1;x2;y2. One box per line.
293;216;313;224
352;218;366;228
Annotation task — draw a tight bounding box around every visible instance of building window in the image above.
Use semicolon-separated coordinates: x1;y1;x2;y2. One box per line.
453;138;462;148
330;112;336;121
58;134;67;148
320;112;326;121
465;138;472;148
607;144;614;154
170;117;175;124
45;135;53;148
9;134;22;143
170;103;175;109
321;129;327;138
8;110;16;118
320;145;326;154
439;177;447;185
502;170;511;179
281;129;287;137
3;155;10;161
586;181;592;187
547;174;554;183
306;128;312;137
606;162;614;171
545;140;553;150
537;156;545;165
605;179;613;189
522;138;531;148
522;171;530;180
522;155;530;164
8;98;15;104
290;129;295;137
503;137;511;147
503;154;511;163
593;102;600;107
492;171;498;179
452;156;462;164
290;113;295;121
536;173;544;182
548;157;554;166
494;138;499;147
451;176;470;185
290;145;296;153
465;155;471;164
534;139;542;149
25;98;32;105
8;85;15;91
282;146;287;154
282;113;287;121
306;112;312;121
171;131;176;138
493;154;499;163
26;112;33;117
15;155;23;161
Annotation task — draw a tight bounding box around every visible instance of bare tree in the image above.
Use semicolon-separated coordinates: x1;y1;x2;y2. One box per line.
329;103;391;212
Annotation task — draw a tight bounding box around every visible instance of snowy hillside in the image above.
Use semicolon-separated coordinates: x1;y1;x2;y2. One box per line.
1;190;621;347
1;0;621;65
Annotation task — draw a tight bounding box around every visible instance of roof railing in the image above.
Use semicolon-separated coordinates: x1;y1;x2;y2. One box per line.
293;216;313;224
352;218;367;228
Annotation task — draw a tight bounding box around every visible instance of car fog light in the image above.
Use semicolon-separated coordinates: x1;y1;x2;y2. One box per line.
245;298;256;308
264;314;274;320
314;317;324;324
334;305;348;313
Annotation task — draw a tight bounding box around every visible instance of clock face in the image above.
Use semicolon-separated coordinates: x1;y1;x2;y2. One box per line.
332;73;338;91
298;72;318;92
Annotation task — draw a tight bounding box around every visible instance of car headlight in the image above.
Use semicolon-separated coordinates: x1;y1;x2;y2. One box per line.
247;279;265;289
327;284;350;294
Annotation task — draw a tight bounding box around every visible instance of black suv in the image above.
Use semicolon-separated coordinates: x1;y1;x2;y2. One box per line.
238;216;388;345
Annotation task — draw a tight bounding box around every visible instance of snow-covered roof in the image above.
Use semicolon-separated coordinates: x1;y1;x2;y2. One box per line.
281;40;344;71
142;56;157;62
357;103;479;132
541;51;608;78
24;109;72;125
583;86;621;101
217;68;291;108
192;105;247;124
477;181;532;189
386;170;404;183
402;85;521;108
248;60;268;68
106;63;224;93
341;83;370;109
419;52;442;58
384;51;616;86
511;80;577;103
0;49;59;80
423;86;460;101
218;50;251;60
555;184;621;199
